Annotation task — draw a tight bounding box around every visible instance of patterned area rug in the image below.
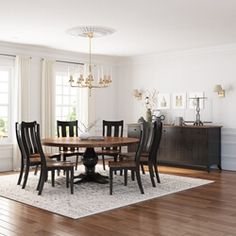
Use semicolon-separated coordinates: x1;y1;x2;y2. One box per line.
0;165;213;219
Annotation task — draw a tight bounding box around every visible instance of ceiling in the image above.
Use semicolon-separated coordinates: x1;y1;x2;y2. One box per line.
1;0;236;56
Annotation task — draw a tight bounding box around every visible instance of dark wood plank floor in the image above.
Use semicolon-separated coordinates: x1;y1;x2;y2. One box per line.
0;166;236;236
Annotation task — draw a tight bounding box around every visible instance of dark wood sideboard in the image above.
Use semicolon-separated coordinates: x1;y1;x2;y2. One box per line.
127;123;222;171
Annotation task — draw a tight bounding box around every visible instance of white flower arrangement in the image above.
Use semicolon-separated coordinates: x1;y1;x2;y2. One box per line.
144;89;158;110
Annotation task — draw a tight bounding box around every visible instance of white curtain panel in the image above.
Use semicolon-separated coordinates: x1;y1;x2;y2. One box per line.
13;56;31;170
41;59;55;139
87;91;96;135
79;87;89;131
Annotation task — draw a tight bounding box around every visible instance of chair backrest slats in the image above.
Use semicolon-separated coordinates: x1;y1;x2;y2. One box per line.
102;120;124;151
103;120;124;137
57;120;78;137
135;122;146;164
15;123;27;162
21;121;39;156
57;120;78;151
149;121;163;162
34;123;47;168
20;121;47;167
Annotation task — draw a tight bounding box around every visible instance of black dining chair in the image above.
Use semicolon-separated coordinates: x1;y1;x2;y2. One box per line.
16;122;61;189
57;120;83;170
139;120;162;186
119;119;163;187
108;122;146;195
96;120;124;170
20;121;75;195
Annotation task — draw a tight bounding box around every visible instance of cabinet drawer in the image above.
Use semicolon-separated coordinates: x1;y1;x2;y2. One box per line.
127;124;140;138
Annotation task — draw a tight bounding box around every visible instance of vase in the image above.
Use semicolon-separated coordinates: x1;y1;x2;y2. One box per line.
79;132;90;140
146;108;152;122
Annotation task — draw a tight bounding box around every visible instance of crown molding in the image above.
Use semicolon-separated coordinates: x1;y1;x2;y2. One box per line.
117;43;236;66
0;40;120;65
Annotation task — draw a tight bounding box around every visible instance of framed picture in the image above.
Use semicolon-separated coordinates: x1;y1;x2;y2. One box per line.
157;93;170;109
172;93;186;109
188;92;205;109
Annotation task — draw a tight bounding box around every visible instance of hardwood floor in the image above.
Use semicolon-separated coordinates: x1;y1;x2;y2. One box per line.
0;166;236;236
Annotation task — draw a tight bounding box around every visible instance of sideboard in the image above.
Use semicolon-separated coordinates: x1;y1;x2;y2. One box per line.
127;123;222;171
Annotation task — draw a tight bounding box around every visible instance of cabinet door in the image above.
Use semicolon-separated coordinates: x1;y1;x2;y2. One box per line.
182;128;208;166
208;128;221;166
159;127;179;162
192;128;208;165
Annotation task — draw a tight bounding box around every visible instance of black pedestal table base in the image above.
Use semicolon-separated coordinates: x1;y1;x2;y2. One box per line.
74;147;108;184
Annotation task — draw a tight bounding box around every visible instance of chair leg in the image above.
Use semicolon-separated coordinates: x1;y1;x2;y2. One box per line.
63;155;66;175
66;170;69;188
119;155;123;176
114;156;117;175
148;163;156;187
141;164;145;174
154;163;161;183
34;165;39;175
45;171;48;182
124;169;128;186
22;165;30;189
102;155;106;170
36;170;43;191
70;168;74;194
135;169;144;194
51;170;55;187
57;155;61;176
38;170;47;195
109;169;113;195
131;170;135;181
75;155;78;170
17;161;24;185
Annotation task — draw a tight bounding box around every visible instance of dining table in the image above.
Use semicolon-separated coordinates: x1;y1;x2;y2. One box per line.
42;136;139;184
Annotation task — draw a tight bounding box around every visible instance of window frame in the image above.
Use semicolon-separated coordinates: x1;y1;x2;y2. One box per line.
0;65;13;143
55;63;81;122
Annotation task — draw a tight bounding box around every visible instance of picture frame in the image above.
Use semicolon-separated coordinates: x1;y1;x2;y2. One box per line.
172;92;186;109
157;93;170;109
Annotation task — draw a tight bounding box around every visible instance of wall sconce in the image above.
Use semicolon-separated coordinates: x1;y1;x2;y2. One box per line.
214;84;225;98
133;89;143;100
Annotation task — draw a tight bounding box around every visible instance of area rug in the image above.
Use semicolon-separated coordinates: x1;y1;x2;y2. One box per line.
0;165;213;219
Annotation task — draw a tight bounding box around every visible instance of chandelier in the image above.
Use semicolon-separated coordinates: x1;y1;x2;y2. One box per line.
67;26;115;95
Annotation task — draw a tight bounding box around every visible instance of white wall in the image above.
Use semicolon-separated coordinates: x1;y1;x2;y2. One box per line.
116;44;236;170
1;41;236;171
0;41;120;171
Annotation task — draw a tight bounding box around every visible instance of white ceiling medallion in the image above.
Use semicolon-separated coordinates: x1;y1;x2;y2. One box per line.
66;26;116;38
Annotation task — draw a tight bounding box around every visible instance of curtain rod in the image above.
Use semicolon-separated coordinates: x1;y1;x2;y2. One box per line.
56;60;84;66
0;53;16;57
0;53;32;59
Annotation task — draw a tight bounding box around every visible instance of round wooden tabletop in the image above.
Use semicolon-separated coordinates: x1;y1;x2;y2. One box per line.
42;136;139;148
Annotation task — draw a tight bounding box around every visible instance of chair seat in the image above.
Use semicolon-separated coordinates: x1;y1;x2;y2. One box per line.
29;153;61;163
46;161;75;168
119;152;149;162
60;150;83;156
29;156;41;163
108;160;136;168
119;152;135;158
96;149;120;155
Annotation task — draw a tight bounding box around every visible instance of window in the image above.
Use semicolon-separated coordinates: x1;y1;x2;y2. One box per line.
55;63;88;130
56;71;78;121
0;58;14;142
